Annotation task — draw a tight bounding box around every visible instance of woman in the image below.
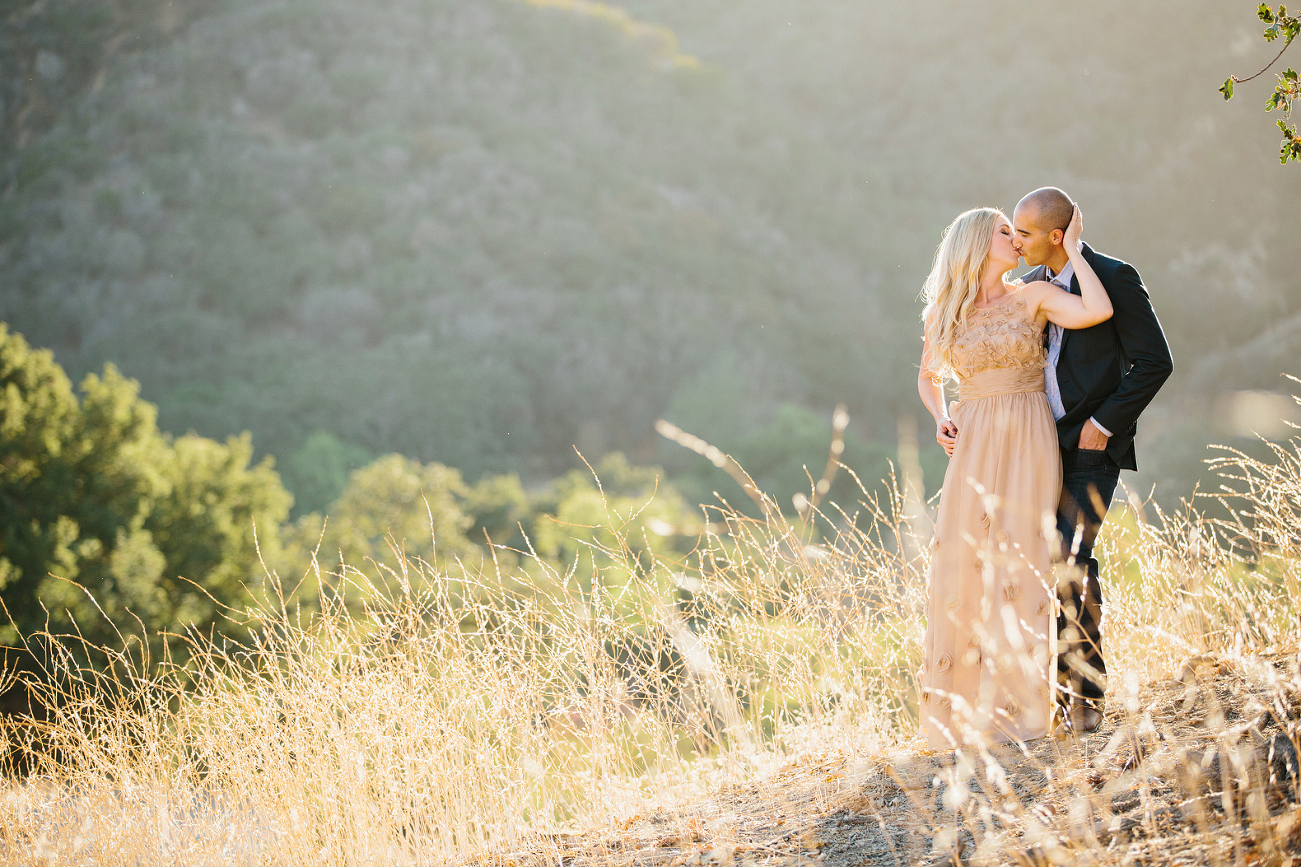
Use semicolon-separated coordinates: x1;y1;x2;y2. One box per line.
916;204;1111;750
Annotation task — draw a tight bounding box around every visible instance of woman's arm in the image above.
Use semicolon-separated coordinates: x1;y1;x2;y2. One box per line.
1027;205;1113;330
918;317;957;457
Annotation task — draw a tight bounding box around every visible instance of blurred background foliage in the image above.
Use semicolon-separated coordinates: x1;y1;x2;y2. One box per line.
0;324;704;706
1;0;1300;687
4;0;1299;509
0;325;290;667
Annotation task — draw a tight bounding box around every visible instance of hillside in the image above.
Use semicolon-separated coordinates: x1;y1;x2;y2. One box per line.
619;1;1301;440
3;0;1301;510
0;0;908;507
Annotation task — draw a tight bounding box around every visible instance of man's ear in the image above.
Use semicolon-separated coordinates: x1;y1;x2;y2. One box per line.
1049;228;1064;246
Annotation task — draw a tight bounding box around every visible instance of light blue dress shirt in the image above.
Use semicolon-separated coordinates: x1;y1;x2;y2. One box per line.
1042;260;1112;438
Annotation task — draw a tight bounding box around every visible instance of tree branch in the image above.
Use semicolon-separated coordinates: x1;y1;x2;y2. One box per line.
1232;33;1295;85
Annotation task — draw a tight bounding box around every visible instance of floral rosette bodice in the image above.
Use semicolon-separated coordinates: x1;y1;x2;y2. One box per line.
950;290;1047;383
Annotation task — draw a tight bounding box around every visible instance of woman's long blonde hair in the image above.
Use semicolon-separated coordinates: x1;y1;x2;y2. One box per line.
921;207;1005;378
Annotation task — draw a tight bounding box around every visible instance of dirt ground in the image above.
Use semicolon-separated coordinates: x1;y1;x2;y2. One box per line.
482;653;1301;867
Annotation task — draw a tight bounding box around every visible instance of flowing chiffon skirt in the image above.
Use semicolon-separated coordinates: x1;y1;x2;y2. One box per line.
918;381;1063;750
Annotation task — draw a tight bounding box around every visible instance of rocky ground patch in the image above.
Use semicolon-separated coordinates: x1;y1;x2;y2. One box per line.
483;652;1301;867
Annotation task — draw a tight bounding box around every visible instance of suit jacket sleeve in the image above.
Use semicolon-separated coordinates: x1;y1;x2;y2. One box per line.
1090;263;1173;438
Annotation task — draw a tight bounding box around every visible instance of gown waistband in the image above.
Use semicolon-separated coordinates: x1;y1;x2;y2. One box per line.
957;367;1046;401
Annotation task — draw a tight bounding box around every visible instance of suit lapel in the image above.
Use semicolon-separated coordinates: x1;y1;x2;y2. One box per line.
1066;241;1095;297
1060;242;1097;356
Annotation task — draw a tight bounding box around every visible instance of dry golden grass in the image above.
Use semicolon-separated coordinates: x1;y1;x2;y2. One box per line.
3;427;1301;866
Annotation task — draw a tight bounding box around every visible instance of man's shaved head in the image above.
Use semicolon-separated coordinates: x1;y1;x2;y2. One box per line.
1011;187;1076;269
1016;187;1074;232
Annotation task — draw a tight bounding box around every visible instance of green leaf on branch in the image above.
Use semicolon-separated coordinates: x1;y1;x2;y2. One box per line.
1227;5;1301;163
1278;120;1301;163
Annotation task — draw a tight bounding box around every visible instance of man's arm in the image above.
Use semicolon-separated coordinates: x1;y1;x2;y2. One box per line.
1089;263;1173;438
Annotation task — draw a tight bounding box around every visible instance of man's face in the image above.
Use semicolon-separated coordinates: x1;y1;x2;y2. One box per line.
1011;204;1058;268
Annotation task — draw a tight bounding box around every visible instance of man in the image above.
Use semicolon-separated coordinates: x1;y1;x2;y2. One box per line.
1011;187;1173;733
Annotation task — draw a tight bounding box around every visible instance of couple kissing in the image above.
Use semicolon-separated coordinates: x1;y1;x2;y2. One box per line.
915;187;1174;750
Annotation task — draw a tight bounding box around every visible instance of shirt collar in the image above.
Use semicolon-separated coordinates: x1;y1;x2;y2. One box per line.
1045;259;1075;287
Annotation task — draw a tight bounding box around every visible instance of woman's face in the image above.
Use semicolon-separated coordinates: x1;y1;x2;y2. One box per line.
987;215;1020;270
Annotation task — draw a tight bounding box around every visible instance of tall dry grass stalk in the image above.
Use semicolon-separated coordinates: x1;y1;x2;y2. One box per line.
3;427;1301;866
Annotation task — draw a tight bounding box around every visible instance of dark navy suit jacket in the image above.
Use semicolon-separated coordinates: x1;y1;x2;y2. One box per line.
1022;243;1173;471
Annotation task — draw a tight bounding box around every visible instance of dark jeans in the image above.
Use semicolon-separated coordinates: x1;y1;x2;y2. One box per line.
1056;447;1121;711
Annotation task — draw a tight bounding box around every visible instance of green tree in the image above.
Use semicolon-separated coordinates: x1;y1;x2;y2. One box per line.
665;403;898;521
281;430;372;518
0;324;291;687
285;454;476;577
528;452;696;577
278;450;698;610
460;471;532;549
1222;3;1301;163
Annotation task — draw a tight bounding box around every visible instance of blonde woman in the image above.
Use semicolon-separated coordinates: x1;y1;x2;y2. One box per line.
916;204;1110;750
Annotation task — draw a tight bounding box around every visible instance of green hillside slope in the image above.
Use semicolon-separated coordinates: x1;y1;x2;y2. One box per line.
2;0;1299;507
0;0;908;503
622;0;1301;359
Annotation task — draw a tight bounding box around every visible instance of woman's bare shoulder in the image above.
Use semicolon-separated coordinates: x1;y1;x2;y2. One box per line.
1012;276;1055;291
1015;278;1056;302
